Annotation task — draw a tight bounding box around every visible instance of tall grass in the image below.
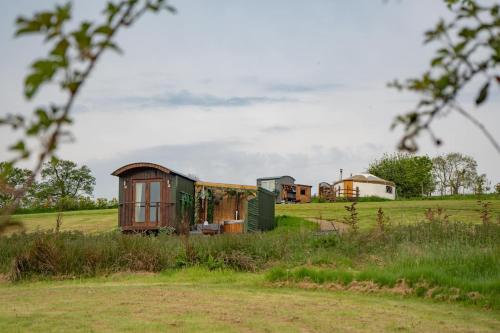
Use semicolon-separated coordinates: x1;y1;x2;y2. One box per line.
264;218;500;309
1;216;499;308
267;242;500;309
0;223;316;279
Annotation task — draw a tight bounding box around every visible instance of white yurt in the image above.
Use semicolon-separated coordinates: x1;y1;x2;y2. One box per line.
332;173;396;200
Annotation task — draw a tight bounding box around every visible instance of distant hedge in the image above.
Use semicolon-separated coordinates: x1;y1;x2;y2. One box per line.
12;197;118;215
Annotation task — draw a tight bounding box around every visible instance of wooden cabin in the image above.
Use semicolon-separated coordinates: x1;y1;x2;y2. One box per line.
111;162;196;232
295;184;312;203
257;176;295;203
257;176;312;204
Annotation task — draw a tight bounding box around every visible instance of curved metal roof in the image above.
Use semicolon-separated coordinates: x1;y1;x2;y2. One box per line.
257;175;296;181
111;162;197;181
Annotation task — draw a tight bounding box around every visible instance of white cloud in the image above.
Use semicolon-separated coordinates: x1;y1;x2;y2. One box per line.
0;0;499;198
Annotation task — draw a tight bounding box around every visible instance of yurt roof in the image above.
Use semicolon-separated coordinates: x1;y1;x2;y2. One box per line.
333;173;395;186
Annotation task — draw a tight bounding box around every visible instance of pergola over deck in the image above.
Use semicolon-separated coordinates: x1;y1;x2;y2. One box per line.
194;181;257;225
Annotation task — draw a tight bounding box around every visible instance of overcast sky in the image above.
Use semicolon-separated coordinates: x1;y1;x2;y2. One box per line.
1;0;499;198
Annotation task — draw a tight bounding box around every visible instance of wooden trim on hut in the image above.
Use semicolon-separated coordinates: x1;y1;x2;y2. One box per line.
111;162;172;176
195;181;257;191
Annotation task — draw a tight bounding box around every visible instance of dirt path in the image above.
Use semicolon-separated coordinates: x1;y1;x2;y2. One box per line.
307;218;350;233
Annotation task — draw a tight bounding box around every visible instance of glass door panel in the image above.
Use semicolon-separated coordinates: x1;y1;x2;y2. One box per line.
149;181;161;223
134;182;146;223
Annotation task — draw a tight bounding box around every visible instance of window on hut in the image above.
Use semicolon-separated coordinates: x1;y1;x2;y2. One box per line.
135;182;146;223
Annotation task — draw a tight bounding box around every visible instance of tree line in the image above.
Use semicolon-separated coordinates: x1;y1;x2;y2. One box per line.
0;158;116;212
368;152;498;198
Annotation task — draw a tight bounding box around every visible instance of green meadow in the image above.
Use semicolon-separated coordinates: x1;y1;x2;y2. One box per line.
276;199;500;228
1;268;499;333
9;198;500;234
1;198;499;332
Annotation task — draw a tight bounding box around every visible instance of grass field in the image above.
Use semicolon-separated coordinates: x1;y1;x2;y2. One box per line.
3;199;499;332
9;198;500;235
277;199;500;228
10;209;117;234
1;268;499;333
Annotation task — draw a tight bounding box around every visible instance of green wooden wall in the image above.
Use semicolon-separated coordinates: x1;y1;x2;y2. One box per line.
247;187;276;232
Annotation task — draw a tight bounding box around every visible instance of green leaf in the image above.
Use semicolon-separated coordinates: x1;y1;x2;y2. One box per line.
63;80;81;94
98;41;123;54
104;2;121;23
24;73;45;99
453;41;467;54
15;17;43;36
24;59;63;99
50;38;69;58
147;3;161;12
435;74;450;90
55;3;72;23
35;108;52;127
475;82;490;106
437;48;450;56
26;123;42;136
37;12;54;26
458;27;476;39
9;140;26;152
492;5;499;16
15;3;71;38
431;56;444;67
94;25;113;36
71;21;93;55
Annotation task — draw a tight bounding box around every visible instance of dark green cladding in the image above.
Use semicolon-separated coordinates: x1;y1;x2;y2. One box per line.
246;187;276;232
171;174;195;225
247;197;258;232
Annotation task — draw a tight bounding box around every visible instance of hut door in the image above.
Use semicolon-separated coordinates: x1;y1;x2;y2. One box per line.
133;180;161;226
148;181;161;226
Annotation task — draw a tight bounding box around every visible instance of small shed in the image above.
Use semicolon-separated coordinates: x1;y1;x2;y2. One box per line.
247;187;276;231
111;162;196;232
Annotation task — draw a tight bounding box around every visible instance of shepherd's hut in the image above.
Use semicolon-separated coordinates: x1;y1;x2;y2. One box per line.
111;162;196;232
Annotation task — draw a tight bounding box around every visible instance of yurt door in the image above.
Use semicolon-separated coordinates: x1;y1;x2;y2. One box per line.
344;180;353;198
132;180;162;226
